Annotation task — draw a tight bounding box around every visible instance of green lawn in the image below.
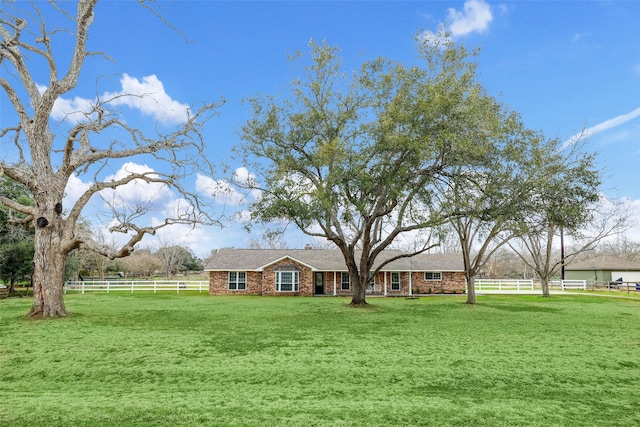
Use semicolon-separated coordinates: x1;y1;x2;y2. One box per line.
1;294;639;426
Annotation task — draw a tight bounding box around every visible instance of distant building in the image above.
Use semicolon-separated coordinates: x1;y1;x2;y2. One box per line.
565;255;640;285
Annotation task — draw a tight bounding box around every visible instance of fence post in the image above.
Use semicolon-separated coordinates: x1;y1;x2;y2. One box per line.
154;281;157;293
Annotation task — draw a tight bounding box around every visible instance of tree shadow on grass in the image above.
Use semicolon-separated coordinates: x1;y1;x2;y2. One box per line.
487;304;561;313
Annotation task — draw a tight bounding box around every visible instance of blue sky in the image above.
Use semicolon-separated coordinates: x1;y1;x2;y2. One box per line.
2;0;640;257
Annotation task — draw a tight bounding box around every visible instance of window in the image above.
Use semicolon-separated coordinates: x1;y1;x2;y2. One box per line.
276;271;299;292
341;272;350;290
228;272;247;290
424;272;442;281
391;272;400;290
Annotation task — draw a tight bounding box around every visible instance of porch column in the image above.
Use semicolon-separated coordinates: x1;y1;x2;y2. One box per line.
333;272;337;296
384;272;387;296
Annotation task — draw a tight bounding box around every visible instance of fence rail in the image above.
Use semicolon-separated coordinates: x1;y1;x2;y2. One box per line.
558;279;587;290
64;280;208;294
475;279;535;291
475;279;589;293
604;281;640;293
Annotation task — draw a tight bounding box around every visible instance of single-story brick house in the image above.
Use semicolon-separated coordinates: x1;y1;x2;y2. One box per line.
205;248;466;296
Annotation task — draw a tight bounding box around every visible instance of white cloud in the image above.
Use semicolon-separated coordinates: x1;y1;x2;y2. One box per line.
43;74;189;126
233;167;255;186
565;106;640;147
420;0;494;47
163;197;192;217
146;221;213;257
233;167;262;200
447;0;493;37
195;174;245;206
418;28;454;48
195;167;261;206
63;173;93;208
101;162;174;211
103;74;190;125
52;96;97;124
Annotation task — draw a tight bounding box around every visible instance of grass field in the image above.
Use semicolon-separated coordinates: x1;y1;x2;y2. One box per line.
1;294;639;426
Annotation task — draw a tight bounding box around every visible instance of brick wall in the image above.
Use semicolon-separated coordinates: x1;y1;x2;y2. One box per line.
411;271;466;294
210;268;466;296
322;271;411;295
261;258;313;296
209;271;262;295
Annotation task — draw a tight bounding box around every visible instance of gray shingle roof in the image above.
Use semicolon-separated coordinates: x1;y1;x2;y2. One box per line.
565;255;640;271
204;248;464;272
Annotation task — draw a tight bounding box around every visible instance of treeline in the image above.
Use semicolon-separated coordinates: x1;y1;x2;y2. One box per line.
65;245;204;281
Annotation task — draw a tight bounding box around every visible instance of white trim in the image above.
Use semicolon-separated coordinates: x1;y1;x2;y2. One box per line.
390;272;401;291
228;271;247;291
275;270;300;292
424;271;442;281
340;272;350;291
256;255;317;272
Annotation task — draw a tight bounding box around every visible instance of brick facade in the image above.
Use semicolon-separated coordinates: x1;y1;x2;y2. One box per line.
411;271;466;294
209;264;466;296
209;271;263;295
261;259;313;296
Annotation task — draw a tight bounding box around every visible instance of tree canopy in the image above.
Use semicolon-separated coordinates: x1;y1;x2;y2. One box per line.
235;35;537;305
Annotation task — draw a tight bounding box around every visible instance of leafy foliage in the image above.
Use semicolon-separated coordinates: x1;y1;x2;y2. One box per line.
237;35;520;305
0;176;34;289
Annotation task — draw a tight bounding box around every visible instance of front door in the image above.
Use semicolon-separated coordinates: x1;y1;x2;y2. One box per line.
314;272;325;295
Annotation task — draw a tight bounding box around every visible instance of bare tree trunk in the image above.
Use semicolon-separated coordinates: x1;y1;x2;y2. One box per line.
350;282;367;307
350;272;368;307
466;275;477;304
540;277;551;298
27;227;68;318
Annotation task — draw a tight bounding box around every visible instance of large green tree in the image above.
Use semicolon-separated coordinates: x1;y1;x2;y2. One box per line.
441;126;553;304
0;240;33;291
236;36;519;306
0;176;34;292
508;137;622;296
0;1;220;317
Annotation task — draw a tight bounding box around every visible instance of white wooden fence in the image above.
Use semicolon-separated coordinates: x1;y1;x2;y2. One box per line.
475;279;587;292
64;280;208;294
475;279;535;292
557;279;587;290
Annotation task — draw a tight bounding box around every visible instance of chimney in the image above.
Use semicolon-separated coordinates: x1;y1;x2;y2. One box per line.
304;244;313;250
